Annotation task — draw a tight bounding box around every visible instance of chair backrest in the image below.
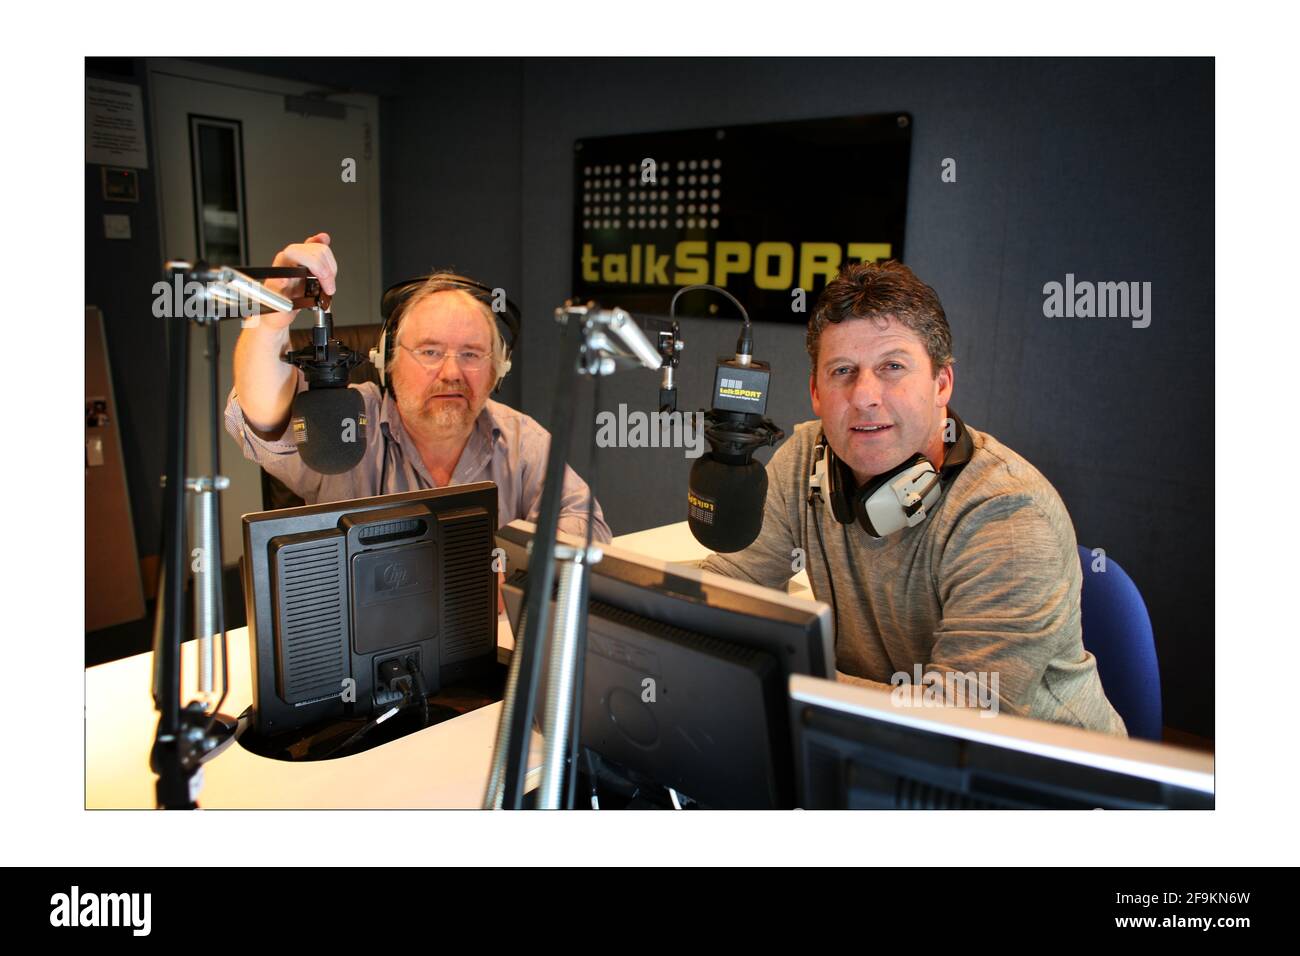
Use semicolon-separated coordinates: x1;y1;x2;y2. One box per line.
1076;545;1163;740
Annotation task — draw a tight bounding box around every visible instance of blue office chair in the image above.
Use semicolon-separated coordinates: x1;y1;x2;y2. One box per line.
1076;546;1162;741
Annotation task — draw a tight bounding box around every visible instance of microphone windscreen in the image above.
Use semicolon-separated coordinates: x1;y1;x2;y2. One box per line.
687;453;768;553
290;387;368;475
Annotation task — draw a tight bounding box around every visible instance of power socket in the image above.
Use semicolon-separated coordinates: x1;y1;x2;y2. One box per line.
373;651;419;709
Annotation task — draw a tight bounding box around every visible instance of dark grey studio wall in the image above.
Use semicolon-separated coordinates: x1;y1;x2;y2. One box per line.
501;58;1213;737
380;59;524;409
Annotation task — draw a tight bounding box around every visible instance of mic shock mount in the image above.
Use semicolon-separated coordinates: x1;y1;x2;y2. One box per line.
282;304;365;388
226;266;362;388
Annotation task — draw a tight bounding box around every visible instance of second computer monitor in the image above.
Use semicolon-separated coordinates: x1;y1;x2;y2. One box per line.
497;520;832;808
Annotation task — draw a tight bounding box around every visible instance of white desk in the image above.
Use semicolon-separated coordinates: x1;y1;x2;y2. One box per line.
85;616;541;809
613;520;813;595
83;523;758;809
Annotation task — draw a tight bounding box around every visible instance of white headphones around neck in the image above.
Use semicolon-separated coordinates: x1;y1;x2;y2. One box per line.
809;411;974;539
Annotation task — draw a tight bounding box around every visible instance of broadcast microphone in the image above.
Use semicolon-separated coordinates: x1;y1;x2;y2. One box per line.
284;306;367;474
679;287;784;552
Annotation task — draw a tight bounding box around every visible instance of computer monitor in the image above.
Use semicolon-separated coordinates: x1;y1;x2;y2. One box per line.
789;674;1214;809
241;482;499;739
496;520;833;809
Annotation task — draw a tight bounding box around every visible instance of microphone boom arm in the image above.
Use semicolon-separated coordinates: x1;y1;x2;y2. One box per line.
150;258;331;808
485;301;660;810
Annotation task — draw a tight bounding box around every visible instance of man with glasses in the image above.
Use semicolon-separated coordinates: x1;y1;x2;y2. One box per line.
224;232;610;541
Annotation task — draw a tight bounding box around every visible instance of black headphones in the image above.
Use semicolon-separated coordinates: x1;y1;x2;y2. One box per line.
810;410;974;538
371;272;522;392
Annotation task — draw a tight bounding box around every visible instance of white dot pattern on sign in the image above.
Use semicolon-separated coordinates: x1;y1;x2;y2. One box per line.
582;156;722;232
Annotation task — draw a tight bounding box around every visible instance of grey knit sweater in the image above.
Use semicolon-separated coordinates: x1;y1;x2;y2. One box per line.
703;417;1127;736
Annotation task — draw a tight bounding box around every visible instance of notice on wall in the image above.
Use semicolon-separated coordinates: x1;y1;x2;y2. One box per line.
86;78;149;169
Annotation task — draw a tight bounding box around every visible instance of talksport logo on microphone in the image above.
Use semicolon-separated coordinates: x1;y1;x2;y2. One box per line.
49;886;151;935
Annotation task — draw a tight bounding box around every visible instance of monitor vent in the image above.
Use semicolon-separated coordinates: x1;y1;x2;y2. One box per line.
589;599;764;667
439;510;493;661
893;776;999;811
275;537;348;703
358;517;426;545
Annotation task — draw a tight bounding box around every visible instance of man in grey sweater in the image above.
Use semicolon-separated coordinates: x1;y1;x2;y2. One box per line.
703;261;1126;736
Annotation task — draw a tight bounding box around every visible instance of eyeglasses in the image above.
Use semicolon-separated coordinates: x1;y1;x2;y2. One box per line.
397;344;491;372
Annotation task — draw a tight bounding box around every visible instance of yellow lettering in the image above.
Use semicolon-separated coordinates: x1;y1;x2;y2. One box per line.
602;253;628;283
644;245;670;285
588;241;887;289
847;242;892;264
753;241;794;290
673;241;708;284
581;244;600;283
800;242;842;291
714;242;752;287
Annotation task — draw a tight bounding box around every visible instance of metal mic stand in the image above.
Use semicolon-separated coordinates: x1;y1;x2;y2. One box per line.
150;261;322;809
485;303;662;809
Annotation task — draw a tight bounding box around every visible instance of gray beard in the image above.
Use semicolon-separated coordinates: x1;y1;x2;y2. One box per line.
425;400;472;432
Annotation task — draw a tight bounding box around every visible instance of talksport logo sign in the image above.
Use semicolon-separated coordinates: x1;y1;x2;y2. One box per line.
577;241;895;292
572;113;912;323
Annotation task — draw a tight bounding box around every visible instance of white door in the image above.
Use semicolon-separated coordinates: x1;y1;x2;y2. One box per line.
148;58;383;566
